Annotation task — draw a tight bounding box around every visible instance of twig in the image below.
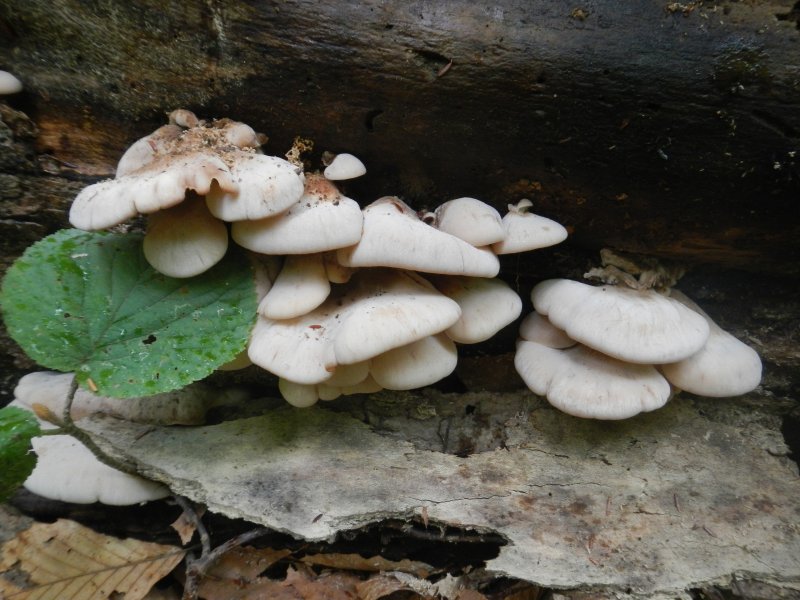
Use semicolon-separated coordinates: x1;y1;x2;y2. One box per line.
173;495;211;555
182;527;271;600
51;375;140;476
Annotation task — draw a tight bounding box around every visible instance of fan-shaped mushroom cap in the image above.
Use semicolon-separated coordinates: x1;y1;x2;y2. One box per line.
532;279;710;364
232;174;362;254
515;340;672;420
518;311;576;349
338;197;500;277
323;152;367;180
433;197;505;247
142;196;229;277
248;269;461;384
14;371;216;425
70;152;237;231
116;124;185;177
24;435;169;505
660;290;762;397
428;275;522;344
205;153;305;222
259;254;331;320
370;333;458;390
491;199;568;254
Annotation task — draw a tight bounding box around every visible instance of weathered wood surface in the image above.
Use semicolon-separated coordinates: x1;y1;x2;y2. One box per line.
81;391;800;599
1;0;799;272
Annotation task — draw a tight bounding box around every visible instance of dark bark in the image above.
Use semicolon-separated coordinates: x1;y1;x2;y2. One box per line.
1;0;799;272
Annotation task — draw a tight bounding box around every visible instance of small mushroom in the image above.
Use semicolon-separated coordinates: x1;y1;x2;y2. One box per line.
660;290;762;396
515;340;672;420
0;70;23;95
258;254;331;320
532;278;710;364
232;173;362;254
491;199;568;254
433;197;505;247
323;152;367;180
338;197;500;277
278;378;320;408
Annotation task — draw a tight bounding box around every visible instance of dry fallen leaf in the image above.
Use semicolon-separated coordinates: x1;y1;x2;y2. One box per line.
0;518;185;600
300;552;433;578
170;505;206;545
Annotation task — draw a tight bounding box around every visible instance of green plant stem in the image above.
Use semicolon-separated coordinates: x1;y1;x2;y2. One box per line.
56;375;140;476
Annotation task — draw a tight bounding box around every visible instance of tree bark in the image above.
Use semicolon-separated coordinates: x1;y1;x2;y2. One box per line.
1;0;799;273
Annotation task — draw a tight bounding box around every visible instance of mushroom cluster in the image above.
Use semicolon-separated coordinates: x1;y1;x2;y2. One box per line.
67;110;569;407
514;254;762;420
249;195;568;407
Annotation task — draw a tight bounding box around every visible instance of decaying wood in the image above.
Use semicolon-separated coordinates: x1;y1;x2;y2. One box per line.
1;1;799;273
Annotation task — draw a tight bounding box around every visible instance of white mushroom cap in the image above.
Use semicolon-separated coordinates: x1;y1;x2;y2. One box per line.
70;152;237;231
324;361;371;387
323;153;367;180
338;197;500;277
518;311;576;349
142;196;229;277
515;340;672;420
318;373;383;400
14;371;215;425
24;434;169;505
491;199;568;254
0;70;23;95
248;269;461;384
205;153;305;221
278;379;320;408
433;197;505;247
532;278;710;364
115;124;184;178
428;275;522;344
660;290;762;397
259;254;331;320
232;174;363;254
217;349;254;371
370;333;458;390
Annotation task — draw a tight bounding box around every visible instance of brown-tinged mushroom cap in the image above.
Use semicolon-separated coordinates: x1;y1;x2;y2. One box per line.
142;195;229;278
248;269;461;384
205;153;305;222
337;197;500;277
532;278;710;364
116;124;184;177
491;199;568;254
428;274;522;344
433;197;505;247
660;290;762;397
70;152;237;230
232;173;362;253
515;340;672;420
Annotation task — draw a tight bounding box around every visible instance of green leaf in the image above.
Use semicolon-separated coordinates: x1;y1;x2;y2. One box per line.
1;229;257;397
0;406;41;502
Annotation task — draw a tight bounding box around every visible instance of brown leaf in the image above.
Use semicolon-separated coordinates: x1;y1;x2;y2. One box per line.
356;574;420;600
0;518;185;600
284;564;361;600
206;546;292;581
170;505;206;545
301;553;433;578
